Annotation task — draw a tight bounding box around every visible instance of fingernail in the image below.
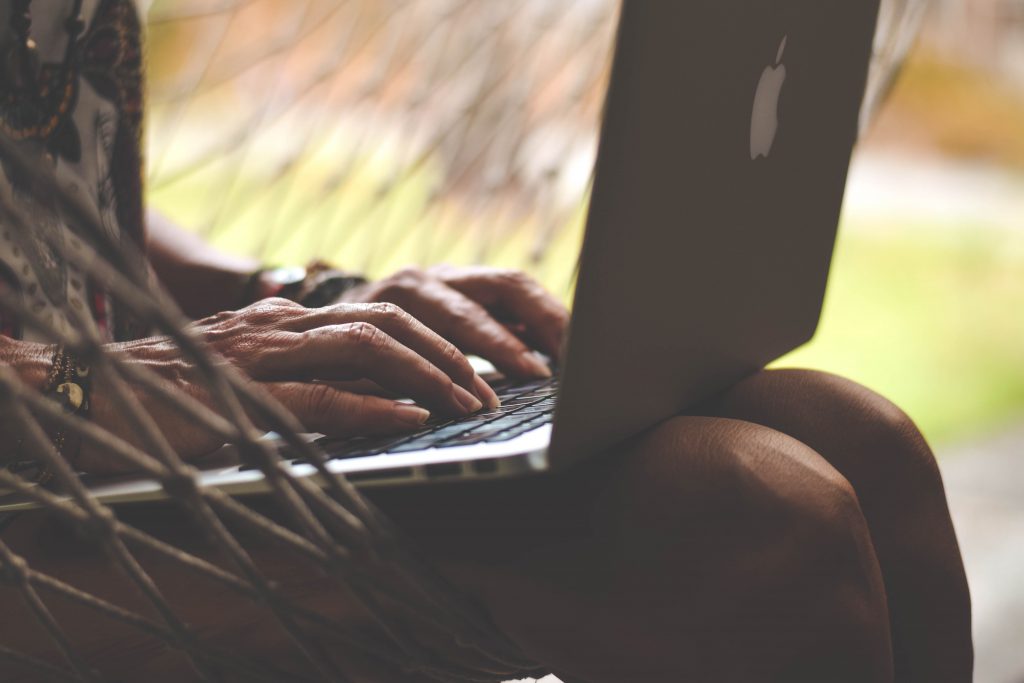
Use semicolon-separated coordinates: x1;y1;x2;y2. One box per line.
452;384;484;413
473;374;501;409
394;403;430;426
520;351;552;378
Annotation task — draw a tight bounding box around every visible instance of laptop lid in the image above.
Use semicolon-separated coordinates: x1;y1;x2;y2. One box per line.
549;0;882;466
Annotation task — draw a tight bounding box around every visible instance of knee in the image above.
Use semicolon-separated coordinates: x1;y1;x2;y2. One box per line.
602;416;892;680
803;370;935;464
739;369;945;497
617;416;880;600
621;415;864;529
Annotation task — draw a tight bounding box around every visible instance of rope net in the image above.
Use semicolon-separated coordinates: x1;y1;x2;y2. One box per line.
0;128;547;680
0;0;925;680
143;0;925;297
146;0;621;301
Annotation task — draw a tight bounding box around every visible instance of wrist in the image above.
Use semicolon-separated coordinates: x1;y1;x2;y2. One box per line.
241;262;367;308
239;266;309;305
0;340;90;479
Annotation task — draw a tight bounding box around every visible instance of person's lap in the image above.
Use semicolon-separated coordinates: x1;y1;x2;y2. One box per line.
0;369;969;682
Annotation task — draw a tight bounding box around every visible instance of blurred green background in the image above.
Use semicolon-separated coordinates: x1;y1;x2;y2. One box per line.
144;0;1024;448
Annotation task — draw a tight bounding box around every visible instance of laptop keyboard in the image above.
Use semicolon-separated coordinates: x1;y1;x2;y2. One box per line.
251;376;558;468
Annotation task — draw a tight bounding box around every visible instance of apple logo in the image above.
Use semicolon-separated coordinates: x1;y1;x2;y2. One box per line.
750;36;788;161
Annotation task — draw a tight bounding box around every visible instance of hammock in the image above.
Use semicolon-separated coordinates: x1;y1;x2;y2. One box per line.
0;1;926;679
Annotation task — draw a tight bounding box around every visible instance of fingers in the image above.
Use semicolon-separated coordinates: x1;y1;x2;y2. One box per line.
267;322;483;417
500;275;568;357
194;298;498;410
394;278;553;379
292;303;498;408
263;382;430;437
437;266;569;358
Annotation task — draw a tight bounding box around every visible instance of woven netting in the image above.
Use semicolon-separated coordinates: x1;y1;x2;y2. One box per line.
0;132;550;681
0;0;926;680
145;0;622;300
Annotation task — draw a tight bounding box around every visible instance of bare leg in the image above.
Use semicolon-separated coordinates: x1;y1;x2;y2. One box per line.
702;369;973;682
0;414;893;682
398;415;894;683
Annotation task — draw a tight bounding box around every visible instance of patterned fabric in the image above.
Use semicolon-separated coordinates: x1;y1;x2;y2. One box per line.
0;0;145;343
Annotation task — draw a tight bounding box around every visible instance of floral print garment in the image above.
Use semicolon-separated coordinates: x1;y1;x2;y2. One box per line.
0;0;145;343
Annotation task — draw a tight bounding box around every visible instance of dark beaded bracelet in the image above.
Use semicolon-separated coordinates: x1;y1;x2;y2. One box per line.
240;263;368;309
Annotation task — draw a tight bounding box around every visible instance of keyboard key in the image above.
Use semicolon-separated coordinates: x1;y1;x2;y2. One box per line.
484;428;528;443
484;417;550;443
510;404;554;416
319;436;405;459
474;404;530;418
476;414;536;432
386;440;438;453
453;412;505;426
285;374;562;461
429;423;481;440
499;395;544;408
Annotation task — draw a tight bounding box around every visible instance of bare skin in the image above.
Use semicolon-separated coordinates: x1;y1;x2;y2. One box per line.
2;260;576;473
0;369;970;682
0;225;970;680
702;369;973;682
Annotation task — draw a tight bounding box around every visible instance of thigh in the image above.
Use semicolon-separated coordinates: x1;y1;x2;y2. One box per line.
374;415;893;682
0;414;891;682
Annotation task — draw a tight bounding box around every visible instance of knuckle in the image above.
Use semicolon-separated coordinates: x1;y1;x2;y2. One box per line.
346;322;387;352
394;266;425;280
334;392;371;425
447;297;481;324
439;339;467;370
368;301;407;323
498;268;530;287
263;297;303;315
237;331;296;375
549;302;570;321
300;383;338;419
200;309;235;325
380;267;426;295
377;281;412;300
423;359;450;388
243;298;294;324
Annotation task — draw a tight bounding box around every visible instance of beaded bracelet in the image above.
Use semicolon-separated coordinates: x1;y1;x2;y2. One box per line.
240;262;368;309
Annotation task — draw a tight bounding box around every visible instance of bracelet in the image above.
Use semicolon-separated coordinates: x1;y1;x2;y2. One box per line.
38;345;91;482
238;265;308;307
299;271;368;308
241;262;367;309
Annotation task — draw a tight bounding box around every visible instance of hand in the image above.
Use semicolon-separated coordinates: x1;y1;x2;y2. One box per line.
80;298;498;473
339;266;569;379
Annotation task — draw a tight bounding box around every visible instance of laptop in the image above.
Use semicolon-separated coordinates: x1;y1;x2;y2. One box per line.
1;0;881;510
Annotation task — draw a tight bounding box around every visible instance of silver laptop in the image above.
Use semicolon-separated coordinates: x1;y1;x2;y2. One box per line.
2;0;882;509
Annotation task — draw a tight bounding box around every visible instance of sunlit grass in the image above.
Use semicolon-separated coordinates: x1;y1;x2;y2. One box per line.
785;220;1024;446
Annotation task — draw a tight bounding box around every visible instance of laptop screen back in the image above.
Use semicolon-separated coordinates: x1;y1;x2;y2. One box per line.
549;0;882;466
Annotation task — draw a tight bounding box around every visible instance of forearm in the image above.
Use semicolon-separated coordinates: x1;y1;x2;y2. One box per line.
146;209;259;318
